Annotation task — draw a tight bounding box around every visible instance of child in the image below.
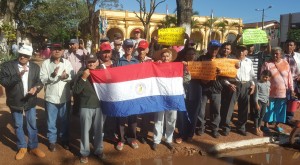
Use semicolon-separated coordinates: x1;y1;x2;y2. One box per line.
254;70;271;136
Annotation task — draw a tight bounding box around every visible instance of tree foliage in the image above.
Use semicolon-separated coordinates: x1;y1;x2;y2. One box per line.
19;0;88;42
288;29;300;42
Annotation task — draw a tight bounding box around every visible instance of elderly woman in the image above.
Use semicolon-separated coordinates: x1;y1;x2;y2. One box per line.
261;47;294;133
152;48;177;151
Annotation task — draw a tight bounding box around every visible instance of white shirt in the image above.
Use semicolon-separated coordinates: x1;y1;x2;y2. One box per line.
40;58;74;104
236;57;255;83
18;62;29;96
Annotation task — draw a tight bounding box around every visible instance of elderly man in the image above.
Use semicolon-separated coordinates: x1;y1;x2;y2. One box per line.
73;54;106;163
132;29;145;57
114;39;140;151
0;44;45;160
40;43;74;152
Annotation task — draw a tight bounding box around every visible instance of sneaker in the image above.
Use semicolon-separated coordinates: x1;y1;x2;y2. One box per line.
196;129;204;136
131;141;139;149
166;143;174;150
49;143;56;152
30;148;45;158
221;130;229;136
80;156;88;164
175;138;182;144
151;143;158;151
116;142;124;151
15;148;27;160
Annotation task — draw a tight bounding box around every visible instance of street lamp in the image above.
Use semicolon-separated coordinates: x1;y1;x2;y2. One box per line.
255;5;272;30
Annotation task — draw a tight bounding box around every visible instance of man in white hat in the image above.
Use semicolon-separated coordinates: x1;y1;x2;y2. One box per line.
0;44;45;160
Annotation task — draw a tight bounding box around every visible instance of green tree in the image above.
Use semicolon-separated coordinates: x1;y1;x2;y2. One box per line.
19;0;88;43
288;29;300;42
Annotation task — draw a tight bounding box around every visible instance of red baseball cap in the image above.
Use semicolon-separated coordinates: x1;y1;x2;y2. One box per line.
138;40;148;49
100;42;112;51
134;29;141;33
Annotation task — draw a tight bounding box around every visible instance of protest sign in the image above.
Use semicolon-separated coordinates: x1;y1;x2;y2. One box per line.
187;59;239;80
214;58;239;78
158;27;185;46
242;29;268;45
187;61;217;80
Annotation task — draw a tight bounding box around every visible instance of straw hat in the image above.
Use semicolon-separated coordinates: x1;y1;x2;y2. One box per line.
152;48;178;62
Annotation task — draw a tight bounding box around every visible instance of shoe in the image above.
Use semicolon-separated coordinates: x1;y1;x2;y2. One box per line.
62;141;70;150
237;129;247;136
30;148;45;158
212;131;220;138
262;126;271;133
275;127;285;134
222;130;229;136
15;148;27;160
139;137;147;144
151;143;158;151
166;143;174;150
80;156;88;164
95;152;106;160
196;129;204;136
49;143;56;152
131;141;139;149
175;138;182;144
116;142;124;151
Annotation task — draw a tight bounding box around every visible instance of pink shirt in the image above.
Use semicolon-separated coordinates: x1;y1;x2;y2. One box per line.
261;60;293;98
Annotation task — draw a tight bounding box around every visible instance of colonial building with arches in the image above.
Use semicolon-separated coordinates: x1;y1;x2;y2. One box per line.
98;9;243;50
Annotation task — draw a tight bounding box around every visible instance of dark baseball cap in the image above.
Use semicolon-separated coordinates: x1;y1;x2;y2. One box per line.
69;39;79;44
209;40;221;47
85;54;97;62
123;39;134;47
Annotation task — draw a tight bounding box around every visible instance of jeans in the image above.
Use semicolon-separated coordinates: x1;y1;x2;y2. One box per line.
153;110;177;144
11;108;38;149
80;108;106;156
45;101;69;144
254;101;267;128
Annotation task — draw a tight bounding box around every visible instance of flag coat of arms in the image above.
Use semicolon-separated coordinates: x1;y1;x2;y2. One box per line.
90;62;186;117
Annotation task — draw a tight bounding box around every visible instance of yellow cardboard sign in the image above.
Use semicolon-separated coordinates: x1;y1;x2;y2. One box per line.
188;61;217;80
187;59;239;80
158;27;185;46
242;29;268;45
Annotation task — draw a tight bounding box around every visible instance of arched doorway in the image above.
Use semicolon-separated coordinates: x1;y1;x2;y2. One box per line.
190;31;203;50
106;28;124;41
130;28;144;39
209;31;221;41
226;33;237;43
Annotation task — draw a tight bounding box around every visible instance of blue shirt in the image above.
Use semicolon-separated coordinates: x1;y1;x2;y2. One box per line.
115;55;139;67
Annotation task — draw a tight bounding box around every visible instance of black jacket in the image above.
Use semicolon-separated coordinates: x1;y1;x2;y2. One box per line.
72;67;100;109
0;60;43;110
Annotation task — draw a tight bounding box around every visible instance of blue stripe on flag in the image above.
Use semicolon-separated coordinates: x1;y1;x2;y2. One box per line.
101;95;186;117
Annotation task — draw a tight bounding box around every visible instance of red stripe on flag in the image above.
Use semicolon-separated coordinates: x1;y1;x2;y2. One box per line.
90;62;183;83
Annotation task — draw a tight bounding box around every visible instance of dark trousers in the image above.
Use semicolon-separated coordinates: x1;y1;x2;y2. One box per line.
254;100;267;128
138;113;154;139
198;91;221;132
236;82;251;131
117;115;137;143
178;81;202;138
103;116;118;139
220;86;236;132
249;93;256;121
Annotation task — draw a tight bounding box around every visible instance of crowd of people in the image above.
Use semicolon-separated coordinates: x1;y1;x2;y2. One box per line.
0;28;299;164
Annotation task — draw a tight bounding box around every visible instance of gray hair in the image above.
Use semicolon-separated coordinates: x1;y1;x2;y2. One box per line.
271;47;283;54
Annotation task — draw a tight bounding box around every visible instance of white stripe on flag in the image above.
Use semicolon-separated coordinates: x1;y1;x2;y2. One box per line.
94;77;184;102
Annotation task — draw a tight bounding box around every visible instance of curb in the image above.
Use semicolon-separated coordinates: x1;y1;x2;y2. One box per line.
209;137;271;153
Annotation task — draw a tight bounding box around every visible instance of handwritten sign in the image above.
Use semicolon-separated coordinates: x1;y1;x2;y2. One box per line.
188;61;217;80
214;59;239;78
242;29;268;45
188;59;239;80
158;27;185;46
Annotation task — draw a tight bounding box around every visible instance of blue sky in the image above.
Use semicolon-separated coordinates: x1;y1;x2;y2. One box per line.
119;0;300;23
